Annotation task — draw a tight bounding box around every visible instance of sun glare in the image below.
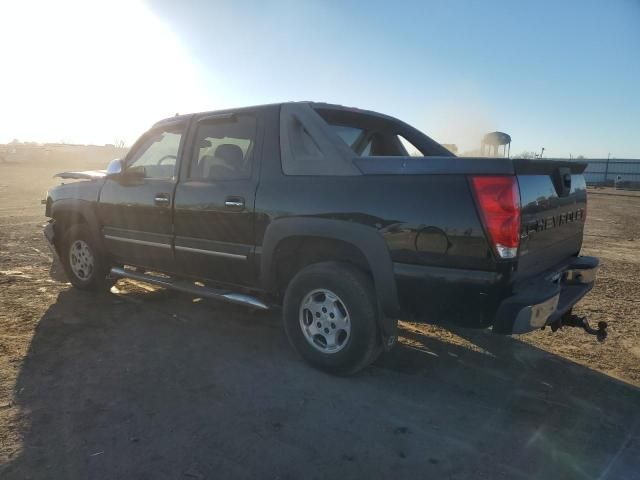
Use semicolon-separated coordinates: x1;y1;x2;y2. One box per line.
0;0;213;145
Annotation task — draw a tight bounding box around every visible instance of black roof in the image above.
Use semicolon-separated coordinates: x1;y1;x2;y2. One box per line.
152;101;394;128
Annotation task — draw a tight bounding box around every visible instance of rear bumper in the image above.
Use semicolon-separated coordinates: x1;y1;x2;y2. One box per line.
393;263;504;328
493;256;599;334
393;256;598;333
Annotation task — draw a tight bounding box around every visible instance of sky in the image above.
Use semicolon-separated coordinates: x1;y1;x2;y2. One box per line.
0;0;638;158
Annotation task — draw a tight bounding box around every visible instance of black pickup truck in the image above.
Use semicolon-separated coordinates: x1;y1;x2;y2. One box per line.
43;102;602;374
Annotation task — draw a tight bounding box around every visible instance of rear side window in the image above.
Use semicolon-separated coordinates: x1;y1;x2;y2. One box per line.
189;115;257;180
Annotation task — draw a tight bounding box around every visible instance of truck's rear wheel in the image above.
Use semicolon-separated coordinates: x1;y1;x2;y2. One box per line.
60;224;113;291
283;262;381;375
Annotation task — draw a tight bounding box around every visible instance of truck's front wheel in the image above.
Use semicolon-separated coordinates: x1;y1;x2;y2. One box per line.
60;224;113;291
283;262;381;375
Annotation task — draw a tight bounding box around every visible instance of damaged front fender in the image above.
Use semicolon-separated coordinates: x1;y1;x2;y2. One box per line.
43;221;68;282
54;170;106;180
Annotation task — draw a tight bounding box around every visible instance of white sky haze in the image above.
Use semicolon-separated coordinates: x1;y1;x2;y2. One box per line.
1;0;638;158
0;0;214;145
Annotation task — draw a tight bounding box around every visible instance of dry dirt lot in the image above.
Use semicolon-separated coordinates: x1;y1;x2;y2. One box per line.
1;158;639;479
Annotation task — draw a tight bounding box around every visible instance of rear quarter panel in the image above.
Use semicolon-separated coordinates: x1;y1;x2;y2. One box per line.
254;174;494;271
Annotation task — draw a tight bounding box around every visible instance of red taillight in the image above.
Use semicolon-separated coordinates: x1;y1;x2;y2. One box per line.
471;175;521;259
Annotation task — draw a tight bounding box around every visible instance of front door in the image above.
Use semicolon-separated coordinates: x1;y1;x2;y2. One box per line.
98;120;187;272
173;112;261;287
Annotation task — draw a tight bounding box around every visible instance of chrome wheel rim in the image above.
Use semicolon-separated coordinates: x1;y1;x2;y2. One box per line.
299;289;351;354
69;240;95;281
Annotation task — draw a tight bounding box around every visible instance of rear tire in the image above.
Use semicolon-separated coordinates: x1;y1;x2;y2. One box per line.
283;261;381;375
60;224;113;291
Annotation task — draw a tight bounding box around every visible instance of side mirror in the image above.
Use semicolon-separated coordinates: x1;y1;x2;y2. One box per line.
126;165;146;179
106;158;146;181
106;158;123;177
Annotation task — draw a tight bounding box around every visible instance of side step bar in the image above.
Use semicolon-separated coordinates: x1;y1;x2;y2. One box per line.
110;267;270;310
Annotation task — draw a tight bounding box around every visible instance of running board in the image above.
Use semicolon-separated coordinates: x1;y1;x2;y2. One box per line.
109;267;269;310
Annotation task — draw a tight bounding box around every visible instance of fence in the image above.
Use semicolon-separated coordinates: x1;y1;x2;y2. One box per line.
580;158;640;186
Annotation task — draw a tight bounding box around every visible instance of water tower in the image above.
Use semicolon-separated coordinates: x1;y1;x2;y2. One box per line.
481;131;511;158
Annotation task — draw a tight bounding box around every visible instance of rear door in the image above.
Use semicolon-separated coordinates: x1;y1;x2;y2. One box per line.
515;159;588;278
172;111;261;288
99;120;188;272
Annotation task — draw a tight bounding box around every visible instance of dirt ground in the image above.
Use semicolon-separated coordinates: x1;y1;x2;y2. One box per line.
1;158;639;479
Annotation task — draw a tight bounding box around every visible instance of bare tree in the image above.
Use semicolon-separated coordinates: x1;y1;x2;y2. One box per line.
512;151;537;159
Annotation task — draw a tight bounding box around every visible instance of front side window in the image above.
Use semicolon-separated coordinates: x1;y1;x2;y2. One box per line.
189;115;257;180
127;124;184;179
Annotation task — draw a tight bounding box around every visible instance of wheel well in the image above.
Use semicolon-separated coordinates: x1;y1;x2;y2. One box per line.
52;209;88;243
272;236;371;297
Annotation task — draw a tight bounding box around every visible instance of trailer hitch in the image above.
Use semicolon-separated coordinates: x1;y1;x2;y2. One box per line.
549;312;608;342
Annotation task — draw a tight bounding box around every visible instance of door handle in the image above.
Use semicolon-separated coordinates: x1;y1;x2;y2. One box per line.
224;197;245;209
154;194;170;206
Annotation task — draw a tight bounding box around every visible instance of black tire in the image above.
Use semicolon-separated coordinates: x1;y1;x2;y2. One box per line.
283;261;381;375
60;223;113;291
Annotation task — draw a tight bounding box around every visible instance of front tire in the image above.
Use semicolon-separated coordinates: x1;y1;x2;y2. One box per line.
283;262;381;375
60;224;113;291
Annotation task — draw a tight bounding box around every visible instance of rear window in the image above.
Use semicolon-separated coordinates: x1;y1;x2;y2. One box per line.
278;103;454;177
315;107;452;158
328;125;364;150
398;135;423;157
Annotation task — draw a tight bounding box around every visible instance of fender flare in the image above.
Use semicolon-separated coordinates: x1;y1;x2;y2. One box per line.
260;217;399;337
50;198;105;250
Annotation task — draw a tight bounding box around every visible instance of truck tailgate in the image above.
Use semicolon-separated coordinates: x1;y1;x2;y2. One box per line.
514;159;587;278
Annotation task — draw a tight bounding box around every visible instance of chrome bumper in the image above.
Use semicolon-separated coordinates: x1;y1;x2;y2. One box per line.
565;264;598;284
514;293;560;331
506;256;599;334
